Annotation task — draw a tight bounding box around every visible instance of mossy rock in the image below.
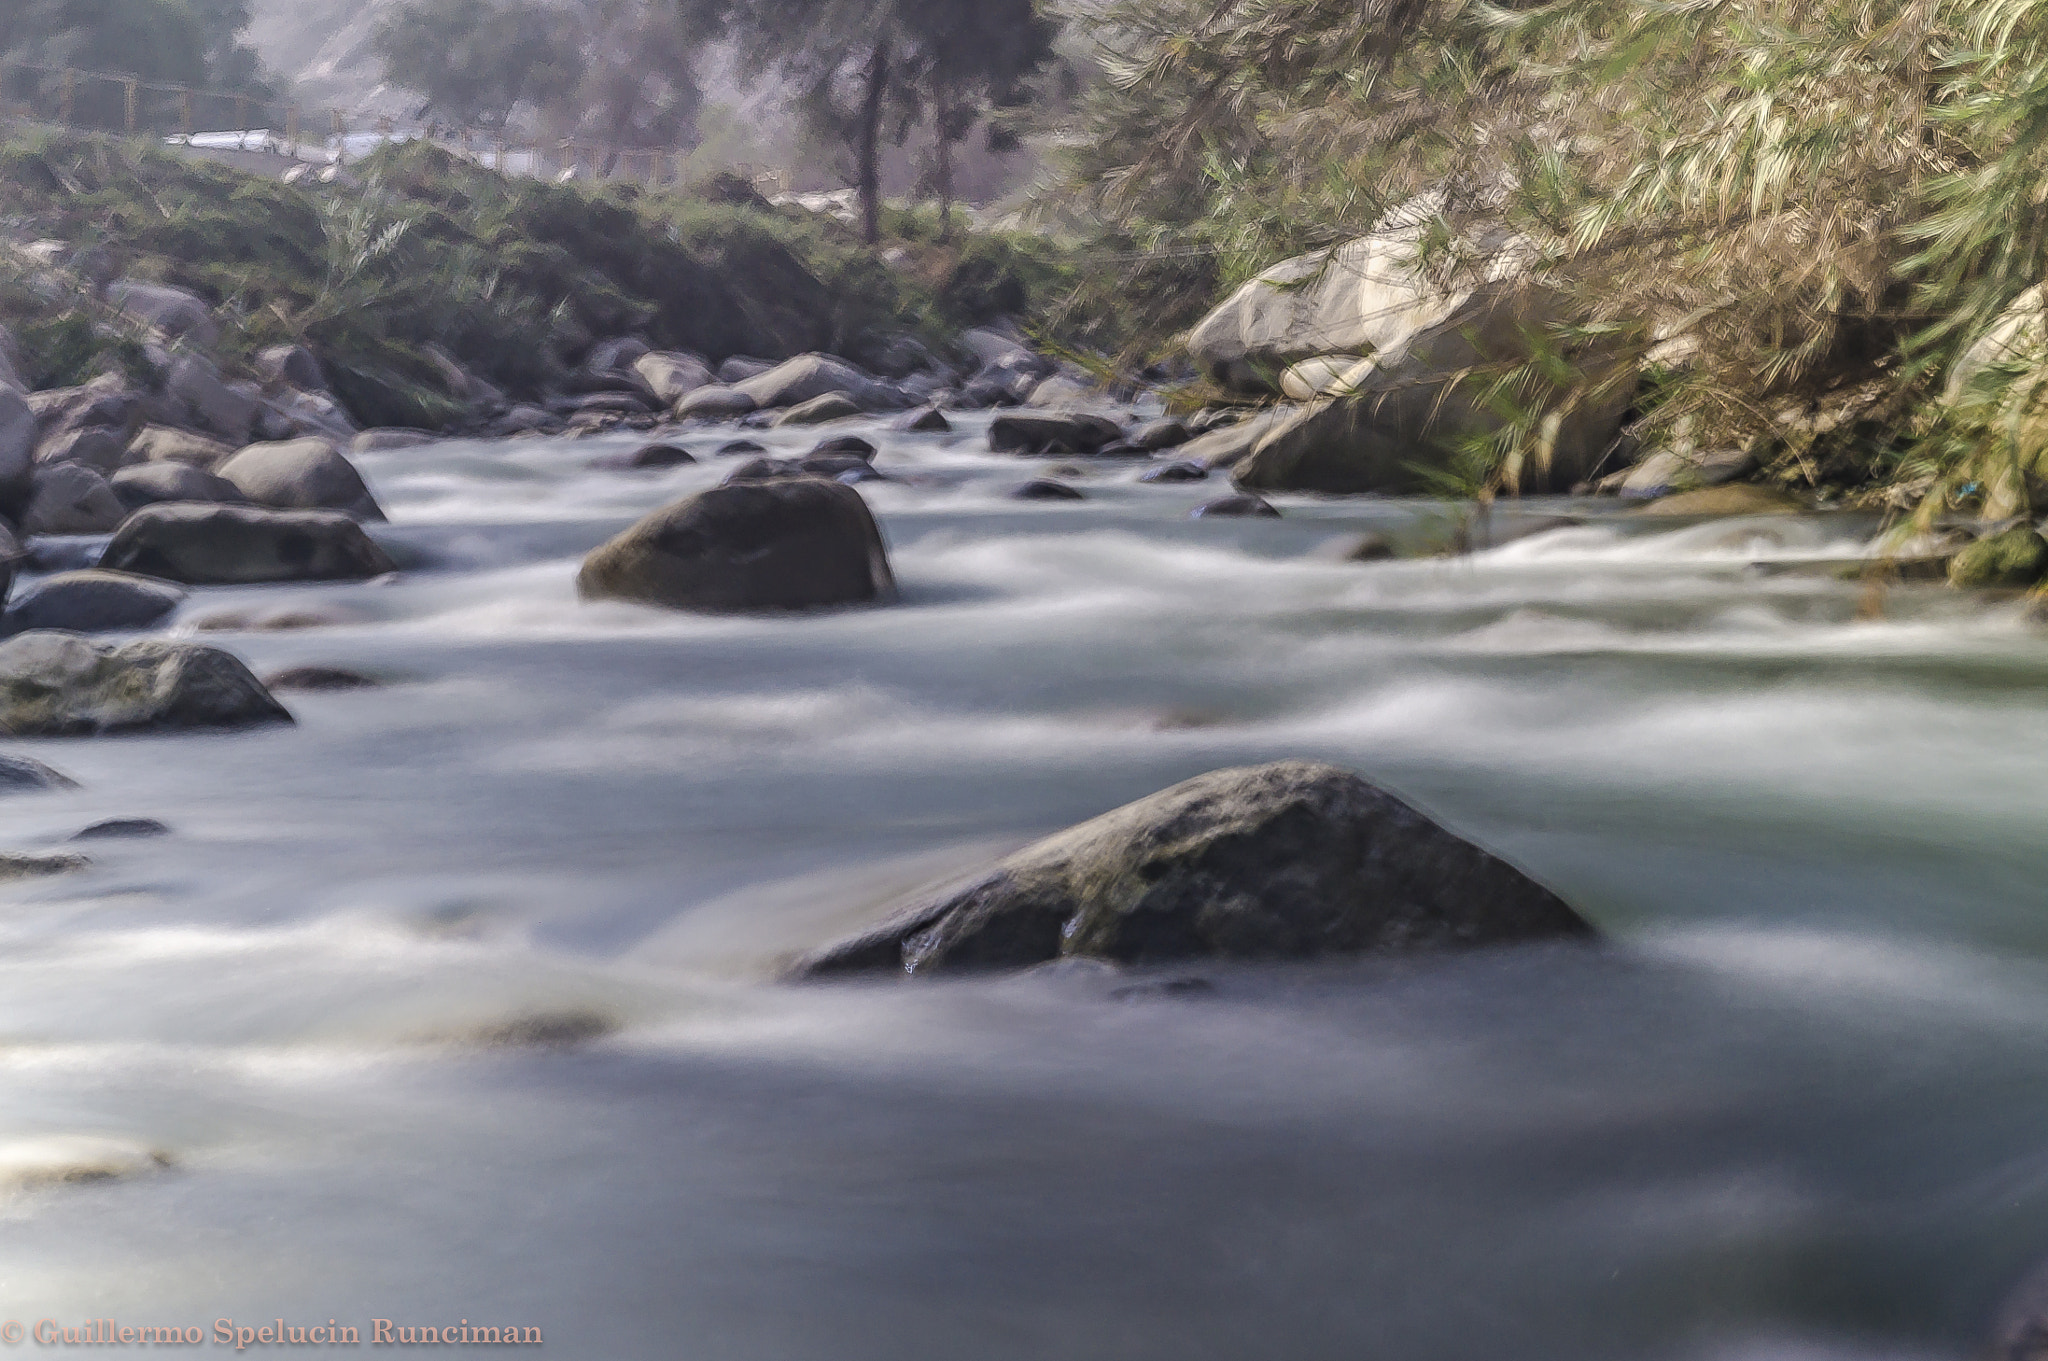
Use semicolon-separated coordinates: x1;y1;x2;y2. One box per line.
1948;527;2048;588
1630;484;1807;516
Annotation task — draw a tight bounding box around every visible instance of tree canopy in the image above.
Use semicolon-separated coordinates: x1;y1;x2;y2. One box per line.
373;0;587;131
727;0;1056;242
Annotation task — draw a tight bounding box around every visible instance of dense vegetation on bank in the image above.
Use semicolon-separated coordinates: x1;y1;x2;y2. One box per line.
1052;0;2048;518
0;132;1122;428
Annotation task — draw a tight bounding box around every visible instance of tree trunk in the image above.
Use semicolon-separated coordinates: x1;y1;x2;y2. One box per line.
935;89;955;244
857;39;891;246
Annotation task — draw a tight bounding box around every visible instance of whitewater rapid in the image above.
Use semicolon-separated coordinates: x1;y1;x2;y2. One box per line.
2;414;2045;1359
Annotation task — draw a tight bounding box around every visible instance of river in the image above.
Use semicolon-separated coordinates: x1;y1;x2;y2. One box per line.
3;413;2045;1359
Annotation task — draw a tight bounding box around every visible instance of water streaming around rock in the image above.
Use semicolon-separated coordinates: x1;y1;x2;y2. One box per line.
1;416;2042;1359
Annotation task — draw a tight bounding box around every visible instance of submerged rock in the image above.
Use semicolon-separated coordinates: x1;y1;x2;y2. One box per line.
1009;479;1084;501
593;443;696;470
811;435;878;459
1139;460;1208;484
100;504;396;585
1130;418;1193;451
0;631;292;736
794;760;1592;978
0;570;185;637
0;753;76;792
578;479;895;613
895;406;950;433
1949;526;2048;589
989;413;1125;456
350;429;436;453
68;817;170;841
1193;494;1281;519
261;665;381;692
0;851;88;881
0;1134;169;1189
1628;484;1804;517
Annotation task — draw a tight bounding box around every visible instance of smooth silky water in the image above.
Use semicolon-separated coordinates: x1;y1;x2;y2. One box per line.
3;414;2046;1358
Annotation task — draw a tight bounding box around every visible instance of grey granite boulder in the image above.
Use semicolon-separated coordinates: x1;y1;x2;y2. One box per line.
988;413;1126;456
109;462;249;511
99;504;396;585
796;760;1591;978
215;439;383;521
578;479;894;613
0;631;291;736
0;570;185;636
22;464;126;535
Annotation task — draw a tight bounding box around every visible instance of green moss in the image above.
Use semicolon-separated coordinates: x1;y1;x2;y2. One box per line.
1947;526;2048;588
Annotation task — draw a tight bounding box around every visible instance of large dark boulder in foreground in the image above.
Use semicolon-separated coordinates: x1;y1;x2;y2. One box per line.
0;570;185;636
989;413;1126;456
795;760;1592;978
100;505;396;585
0;631;292;736
578;479;894;613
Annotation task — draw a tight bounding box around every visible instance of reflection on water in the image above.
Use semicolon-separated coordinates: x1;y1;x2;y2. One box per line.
1;415;2045;1358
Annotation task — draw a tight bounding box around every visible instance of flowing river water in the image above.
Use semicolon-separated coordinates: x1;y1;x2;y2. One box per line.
3;414;2048;1359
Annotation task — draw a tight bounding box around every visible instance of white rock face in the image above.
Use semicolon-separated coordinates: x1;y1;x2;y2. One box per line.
635;351;715;403
1187;209;1541;395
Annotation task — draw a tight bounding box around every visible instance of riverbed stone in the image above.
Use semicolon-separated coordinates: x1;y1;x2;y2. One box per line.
106;280;218;349
736;354;905;412
100;504;396;585
164;353;257;444
215;439;384;521
773;393;863;426
0;753;75;792
0;385;34;508
34;426;129;475
1629;485;1804;517
255;344;327;392
577;479;895;613
350;429;437;453
0;570;185;637
1139;460;1208;484
895;406;950;433
989;413;1125;456
795;760;1593;978
109;462;249;510
1949;527;2048;588
261;665;381;692
0;631;292;736
1130;418;1193;451
129;425;235;469
1010;479;1084;501
22;463;126;535
1193;493;1280;519
634;351;714;403
677;386;758;420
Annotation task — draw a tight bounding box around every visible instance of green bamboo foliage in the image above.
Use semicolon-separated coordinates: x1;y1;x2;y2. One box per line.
1065;0;2048;509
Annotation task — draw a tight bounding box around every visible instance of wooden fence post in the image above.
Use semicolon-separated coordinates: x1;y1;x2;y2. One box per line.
58;69;74;124
180;87;193;136
124;79;137;132
285;103;298;155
